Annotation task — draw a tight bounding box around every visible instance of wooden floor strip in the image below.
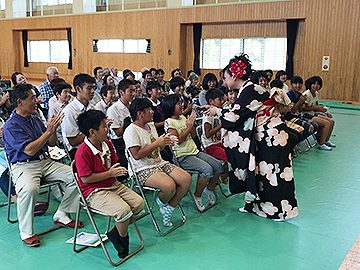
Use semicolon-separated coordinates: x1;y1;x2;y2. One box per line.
339;236;360;270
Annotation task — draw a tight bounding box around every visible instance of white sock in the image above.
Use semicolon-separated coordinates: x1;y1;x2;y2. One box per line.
53;210;72;224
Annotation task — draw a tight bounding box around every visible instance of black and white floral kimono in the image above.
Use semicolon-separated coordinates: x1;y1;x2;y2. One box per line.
221;82;298;220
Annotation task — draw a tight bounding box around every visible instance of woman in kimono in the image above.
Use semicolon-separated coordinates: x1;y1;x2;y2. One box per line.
206;54;298;221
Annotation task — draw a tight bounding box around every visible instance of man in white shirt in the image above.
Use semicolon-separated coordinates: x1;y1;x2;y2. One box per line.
61;74;96;159
107;79;135;172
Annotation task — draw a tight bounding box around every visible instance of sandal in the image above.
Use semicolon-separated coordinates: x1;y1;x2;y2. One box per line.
54;220;84;228
23;235;40;247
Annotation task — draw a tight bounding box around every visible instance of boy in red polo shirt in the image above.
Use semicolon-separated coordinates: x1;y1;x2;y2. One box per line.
75;110;144;258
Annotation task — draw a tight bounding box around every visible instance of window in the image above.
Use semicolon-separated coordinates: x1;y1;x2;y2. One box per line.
200;38;287;70
97;39;123;53
0;0;5;10
181;0;193;6
41;0;73;5
28;40;69;63
94;39;150;54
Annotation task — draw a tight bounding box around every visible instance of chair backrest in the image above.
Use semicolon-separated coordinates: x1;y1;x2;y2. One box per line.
0;117;4;129
70;161;88;204
195;125;204;151
3;151;12;174
124;149;136;178
125;149;157;192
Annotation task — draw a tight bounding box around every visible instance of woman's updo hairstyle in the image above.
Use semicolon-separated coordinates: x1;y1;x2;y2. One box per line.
224;54;252;81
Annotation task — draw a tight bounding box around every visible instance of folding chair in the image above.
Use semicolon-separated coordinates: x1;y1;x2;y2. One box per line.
195;125;233;198
306;134;318;148
71;161;144;266
4;153;65;239
126;149;186;236
293;138;311;155
167;145;218;213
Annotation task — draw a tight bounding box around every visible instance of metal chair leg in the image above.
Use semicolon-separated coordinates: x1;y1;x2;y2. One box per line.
7;176;17;223
217;182;234;198
138;184;186;236
73;201;144;266
188;189;218;213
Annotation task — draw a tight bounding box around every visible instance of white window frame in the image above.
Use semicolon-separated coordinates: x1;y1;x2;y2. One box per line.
27;40;69;63
94;39;149;54
0;0;5;10
200;37;287;71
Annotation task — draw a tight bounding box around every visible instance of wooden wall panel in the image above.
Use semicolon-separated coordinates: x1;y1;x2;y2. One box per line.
0;0;360;100
28;29;68;40
202;21;286;38
300;0;360;101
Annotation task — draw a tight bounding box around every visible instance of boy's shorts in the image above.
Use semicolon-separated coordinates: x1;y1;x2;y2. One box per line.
204;143;228;162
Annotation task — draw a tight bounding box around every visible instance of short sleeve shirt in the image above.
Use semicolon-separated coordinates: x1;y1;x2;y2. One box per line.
75;138;119;198
107;100;130;140
165;115;198;158
95;100;110;114
123;122;166;172
3;111;48;164
287;89;301;103
61;98;94;151
303;90;318;107
201;115;221;148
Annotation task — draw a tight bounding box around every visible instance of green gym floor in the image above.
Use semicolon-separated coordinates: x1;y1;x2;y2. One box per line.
0;101;359;270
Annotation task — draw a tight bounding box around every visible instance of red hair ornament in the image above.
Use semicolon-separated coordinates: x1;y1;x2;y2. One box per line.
229;60;247;79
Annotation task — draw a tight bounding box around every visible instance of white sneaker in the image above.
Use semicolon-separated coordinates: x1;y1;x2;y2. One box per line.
325;141;336;148
238;207;248;213
193;196;205;212
203;187;217;205
318;144;332;151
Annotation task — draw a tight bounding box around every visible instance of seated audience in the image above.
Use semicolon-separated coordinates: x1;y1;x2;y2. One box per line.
111;67;122;86
169;77;193;116
157;69;170;98
107;79;135;173
149;67;157;79
93;66;104;93
199;73;218;106
11;72;27;86
171;68;182;79
75;110;144;258
163;94;222;211
303;76;333;118
250;70;270;91
275;70;289;92
140;70;153;97
48;78;67;110
95;85;115;114
102;74;116;88
287;76;334;151
48;82;73;144
146;81;165;135
123;69;135;81
134;80;142;98
3;83;80;247
39;66;59;117
186;72;201;100
264;69;273;82
202;88;228;163
62;74;96;159
124;98;191;226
